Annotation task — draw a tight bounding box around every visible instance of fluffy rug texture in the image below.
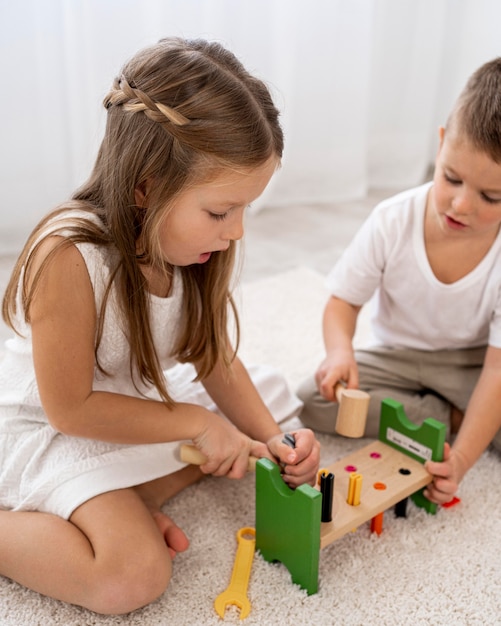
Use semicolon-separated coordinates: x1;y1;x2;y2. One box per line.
1;266;500;625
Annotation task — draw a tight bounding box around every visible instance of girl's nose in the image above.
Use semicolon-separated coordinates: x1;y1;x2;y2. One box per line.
224;212;244;241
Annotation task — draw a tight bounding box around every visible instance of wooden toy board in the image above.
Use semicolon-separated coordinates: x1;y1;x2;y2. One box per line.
319;439;432;549
255;400;446;595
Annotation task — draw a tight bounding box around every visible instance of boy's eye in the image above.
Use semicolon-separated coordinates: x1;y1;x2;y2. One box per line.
481;193;501;204
444;172;461;185
209;211;229;221
443;172;501;203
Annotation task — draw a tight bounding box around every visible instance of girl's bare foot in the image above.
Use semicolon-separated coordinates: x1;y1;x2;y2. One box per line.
151;511;189;559
134;465;203;558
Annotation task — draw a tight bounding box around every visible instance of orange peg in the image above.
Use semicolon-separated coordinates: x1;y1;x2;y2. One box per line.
370;511;384;535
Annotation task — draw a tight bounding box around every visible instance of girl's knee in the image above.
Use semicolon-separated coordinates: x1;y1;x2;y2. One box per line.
89;547;172;614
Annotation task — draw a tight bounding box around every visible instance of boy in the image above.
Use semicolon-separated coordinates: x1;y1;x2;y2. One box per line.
298;58;501;505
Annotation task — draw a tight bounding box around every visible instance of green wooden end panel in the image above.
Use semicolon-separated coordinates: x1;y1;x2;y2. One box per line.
378;398;447;514
255;458;322;595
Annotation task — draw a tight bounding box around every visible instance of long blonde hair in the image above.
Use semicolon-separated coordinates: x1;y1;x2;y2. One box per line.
2;37;283;404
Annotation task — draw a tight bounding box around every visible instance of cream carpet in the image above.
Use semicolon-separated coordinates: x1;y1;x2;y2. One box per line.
1;267;500;625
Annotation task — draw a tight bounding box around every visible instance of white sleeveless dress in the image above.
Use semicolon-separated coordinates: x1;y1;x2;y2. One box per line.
0;215;301;519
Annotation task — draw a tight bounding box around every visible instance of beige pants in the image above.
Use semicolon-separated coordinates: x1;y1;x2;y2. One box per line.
297;345;501;451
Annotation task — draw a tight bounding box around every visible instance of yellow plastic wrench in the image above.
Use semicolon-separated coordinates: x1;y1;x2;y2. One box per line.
214;527;256;620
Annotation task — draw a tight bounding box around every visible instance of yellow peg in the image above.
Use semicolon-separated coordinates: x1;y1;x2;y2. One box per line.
347;472;363;506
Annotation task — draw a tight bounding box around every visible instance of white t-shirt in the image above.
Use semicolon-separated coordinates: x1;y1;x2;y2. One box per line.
326;182;501;351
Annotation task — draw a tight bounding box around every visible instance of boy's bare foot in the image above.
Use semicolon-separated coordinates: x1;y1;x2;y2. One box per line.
450;405;464;435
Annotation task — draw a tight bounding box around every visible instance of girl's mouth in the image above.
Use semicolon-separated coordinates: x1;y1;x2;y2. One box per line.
198;252;212;263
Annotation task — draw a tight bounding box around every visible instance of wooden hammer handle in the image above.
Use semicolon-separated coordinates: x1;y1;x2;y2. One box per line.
334;382;345;403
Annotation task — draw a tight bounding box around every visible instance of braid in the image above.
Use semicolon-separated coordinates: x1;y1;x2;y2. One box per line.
104;76;189;127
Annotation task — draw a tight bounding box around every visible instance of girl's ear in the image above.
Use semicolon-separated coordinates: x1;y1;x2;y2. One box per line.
134;178;153;208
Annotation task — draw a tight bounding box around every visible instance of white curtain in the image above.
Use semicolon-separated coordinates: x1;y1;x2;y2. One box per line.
1;0;501;251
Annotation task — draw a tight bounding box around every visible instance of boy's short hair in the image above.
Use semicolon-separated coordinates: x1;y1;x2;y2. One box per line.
447;57;501;163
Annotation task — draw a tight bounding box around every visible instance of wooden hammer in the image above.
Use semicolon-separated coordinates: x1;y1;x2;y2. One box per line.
334;383;370;438
179;433;296;472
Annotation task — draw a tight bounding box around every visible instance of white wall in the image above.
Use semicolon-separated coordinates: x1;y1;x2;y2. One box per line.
1;0;501;252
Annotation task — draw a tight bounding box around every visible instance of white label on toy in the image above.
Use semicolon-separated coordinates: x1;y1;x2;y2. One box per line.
386;428;432;461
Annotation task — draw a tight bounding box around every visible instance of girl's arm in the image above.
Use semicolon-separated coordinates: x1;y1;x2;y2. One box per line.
29;240;243;452
199;354;320;486
315;295;361;401
425;345;501;503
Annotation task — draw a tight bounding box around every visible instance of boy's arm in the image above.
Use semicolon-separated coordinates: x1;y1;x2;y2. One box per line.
453;345;501;470
316;296;361;401
425;345;501;503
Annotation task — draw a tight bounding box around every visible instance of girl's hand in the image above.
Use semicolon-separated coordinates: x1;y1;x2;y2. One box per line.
266;428;321;488
191;413;273;479
315;350;358;402
424;443;468;505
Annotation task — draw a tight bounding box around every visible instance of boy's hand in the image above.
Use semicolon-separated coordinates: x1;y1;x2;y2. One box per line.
315;350;358;402
424;443;468;504
266;428;321;488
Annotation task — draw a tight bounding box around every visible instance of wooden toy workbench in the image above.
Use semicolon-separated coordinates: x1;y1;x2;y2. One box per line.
255;398;446;594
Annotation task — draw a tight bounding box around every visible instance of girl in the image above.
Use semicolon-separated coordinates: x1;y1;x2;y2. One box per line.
0;37;320;615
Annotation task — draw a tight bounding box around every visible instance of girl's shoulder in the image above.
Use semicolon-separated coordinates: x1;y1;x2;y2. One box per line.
37;206;108;240
28;207;116;298
36;206;113;260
